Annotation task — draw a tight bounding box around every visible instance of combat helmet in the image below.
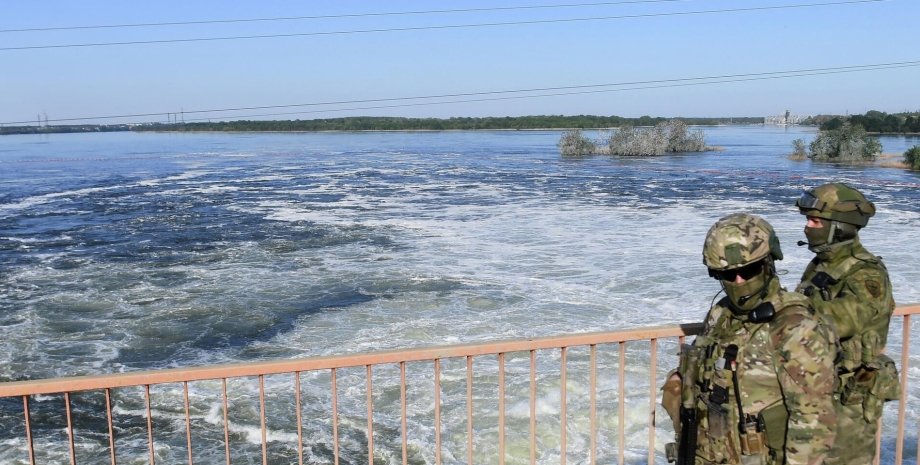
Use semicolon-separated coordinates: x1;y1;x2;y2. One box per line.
795;182;875;227
796;182;875;250
703;213;783;313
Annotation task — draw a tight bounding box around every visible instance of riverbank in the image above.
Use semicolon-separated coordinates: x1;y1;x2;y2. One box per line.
879;152;910;169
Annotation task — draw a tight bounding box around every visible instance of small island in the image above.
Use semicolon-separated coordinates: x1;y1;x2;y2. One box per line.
557;119;713;157
789;110;920;170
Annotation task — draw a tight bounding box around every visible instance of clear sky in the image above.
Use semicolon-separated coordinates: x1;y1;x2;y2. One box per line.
2;0;919;125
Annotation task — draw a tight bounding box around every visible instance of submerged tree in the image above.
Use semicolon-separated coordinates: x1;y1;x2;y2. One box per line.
607;120;707;156
808;122;881;162
557;129;597;156
904;145;920;170
789;138;808;160
558;119;708;157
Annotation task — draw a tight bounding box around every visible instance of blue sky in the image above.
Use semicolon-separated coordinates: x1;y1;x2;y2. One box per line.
2;0;918;125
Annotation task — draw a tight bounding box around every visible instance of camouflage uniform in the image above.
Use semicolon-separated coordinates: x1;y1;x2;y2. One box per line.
664;213;837;465
795;183;899;465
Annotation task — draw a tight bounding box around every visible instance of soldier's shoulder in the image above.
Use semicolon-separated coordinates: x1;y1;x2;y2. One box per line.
769;292;823;335
704;299;733;328
769;294;835;356
777;289;811;309
851;244;888;271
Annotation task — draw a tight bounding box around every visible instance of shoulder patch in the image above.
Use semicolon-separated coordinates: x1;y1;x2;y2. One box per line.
865;280;882;298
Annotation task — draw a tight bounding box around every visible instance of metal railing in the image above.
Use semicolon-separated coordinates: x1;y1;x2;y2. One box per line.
1;304;917;465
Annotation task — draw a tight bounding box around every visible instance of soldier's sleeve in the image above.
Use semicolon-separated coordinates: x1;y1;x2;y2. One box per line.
772;308;837;465
812;266;893;340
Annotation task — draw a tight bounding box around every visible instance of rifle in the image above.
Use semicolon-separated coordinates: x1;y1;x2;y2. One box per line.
674;343;703;464
676;406;698;465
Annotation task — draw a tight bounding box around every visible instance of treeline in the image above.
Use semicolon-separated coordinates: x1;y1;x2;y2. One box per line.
1;115;764;135
135;115;763;132
0;124;131;135
803;110;920;134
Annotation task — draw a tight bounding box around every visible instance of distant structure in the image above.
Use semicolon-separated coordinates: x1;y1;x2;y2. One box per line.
765;110;808;125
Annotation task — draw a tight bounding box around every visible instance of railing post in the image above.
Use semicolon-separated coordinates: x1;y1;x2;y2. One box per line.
258;375;267;465
530;350;537;465
367;365;374;465
105;388;117;465
295;372;304;465
65;392;76;465
560;347;567;465
648;339;658;465
590;344;597;465
896;314;911;465
618;342;626;465
332;368;339;465
23;396;35;465
146;385;155;465
435;358;442;465
400;362;407;465
183;382;193;465
498;352;506;465
466;356;474;465
222;379;231;465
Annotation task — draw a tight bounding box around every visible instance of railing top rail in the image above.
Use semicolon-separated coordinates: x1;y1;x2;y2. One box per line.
1;303;917;398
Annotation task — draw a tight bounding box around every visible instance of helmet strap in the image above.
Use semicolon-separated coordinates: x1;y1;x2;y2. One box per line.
826;221;838;245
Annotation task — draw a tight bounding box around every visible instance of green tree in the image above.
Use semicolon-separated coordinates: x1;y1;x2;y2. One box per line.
905;116;919;132
809;122;881;162
904;145;920;170
789;138;808;160
820;117;845;131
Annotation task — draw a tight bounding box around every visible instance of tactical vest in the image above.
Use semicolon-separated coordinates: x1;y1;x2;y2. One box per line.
677;291;811;465
798;244;893;371
797;242;899;420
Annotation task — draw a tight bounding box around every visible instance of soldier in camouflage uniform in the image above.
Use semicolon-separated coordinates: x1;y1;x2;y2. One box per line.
794;183;899;465
662;213;837;465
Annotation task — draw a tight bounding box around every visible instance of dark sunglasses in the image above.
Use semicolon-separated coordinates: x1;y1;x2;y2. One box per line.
709;261;763;282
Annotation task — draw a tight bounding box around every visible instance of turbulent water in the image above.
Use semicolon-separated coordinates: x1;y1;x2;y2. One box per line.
1;127;918;464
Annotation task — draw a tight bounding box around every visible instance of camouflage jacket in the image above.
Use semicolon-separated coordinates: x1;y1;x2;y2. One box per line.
796;237;895;372
689;282;837;465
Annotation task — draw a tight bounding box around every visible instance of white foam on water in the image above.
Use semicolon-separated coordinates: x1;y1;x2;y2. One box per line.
137;170;213;186
0;185;115;216
3;129;920;464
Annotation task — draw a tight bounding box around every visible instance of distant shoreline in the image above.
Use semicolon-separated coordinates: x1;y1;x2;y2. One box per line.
5;123;920;137
2;115;765;136
1;125;765;136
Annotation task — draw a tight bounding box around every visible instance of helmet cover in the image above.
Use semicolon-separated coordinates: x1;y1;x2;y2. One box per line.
703;213;783;271
795;182;875;227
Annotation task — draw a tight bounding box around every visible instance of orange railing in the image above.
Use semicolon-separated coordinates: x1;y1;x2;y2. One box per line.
1;304;917;465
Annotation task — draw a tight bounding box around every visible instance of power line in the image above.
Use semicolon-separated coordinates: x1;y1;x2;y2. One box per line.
3;60;915;125
176;63;920;122
0;0;691;33
0;0;885;52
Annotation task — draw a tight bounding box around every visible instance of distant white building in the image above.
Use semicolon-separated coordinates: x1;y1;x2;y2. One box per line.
765;110;809;125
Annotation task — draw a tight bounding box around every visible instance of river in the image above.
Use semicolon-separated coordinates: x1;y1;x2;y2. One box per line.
1;126;918;463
